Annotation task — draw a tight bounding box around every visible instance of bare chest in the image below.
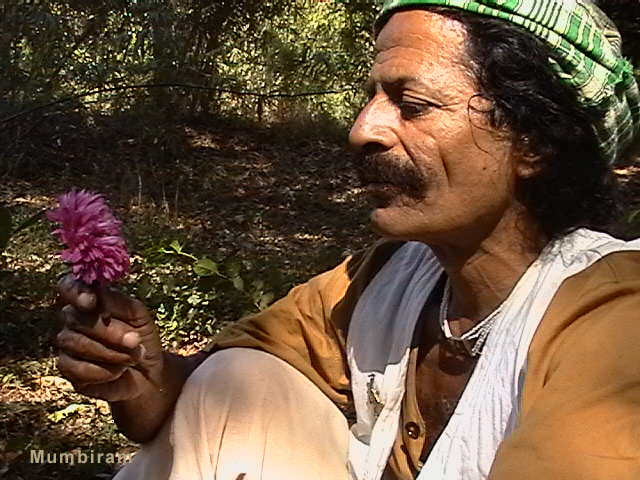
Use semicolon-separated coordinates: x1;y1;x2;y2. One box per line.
414;306;478;453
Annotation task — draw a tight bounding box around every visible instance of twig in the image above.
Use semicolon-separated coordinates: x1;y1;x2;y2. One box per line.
0;83;358;125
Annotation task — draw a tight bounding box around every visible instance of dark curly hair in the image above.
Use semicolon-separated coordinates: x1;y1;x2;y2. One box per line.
377;5;628;241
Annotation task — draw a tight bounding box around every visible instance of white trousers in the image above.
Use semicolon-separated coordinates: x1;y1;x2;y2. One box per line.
114;348;350;480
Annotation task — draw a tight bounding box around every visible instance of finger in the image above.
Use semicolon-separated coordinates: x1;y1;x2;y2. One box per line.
58;352;127;385
60;304;100;329
57;275;97;311
75;370;146;402
61;306;142;352
96;287;150;328
56;329;137;365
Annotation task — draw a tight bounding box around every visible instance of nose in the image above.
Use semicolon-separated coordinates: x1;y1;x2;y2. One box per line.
349;96;396;156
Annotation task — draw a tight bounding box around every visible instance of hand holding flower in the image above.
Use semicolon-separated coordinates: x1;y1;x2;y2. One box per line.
56;276;165;400
50;190;205;443
49;190;164;401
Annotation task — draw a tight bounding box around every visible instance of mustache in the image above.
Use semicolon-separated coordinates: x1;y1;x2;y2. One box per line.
353;152;427;197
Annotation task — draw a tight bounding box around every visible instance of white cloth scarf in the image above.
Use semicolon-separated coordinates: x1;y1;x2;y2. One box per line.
346;229;640;480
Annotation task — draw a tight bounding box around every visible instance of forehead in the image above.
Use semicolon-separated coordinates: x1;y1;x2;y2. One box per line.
373;10;473;91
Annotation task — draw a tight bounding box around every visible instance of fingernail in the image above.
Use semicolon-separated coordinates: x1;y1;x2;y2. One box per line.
122;332;141;349
59;274;74;289
130;344;148;365
77;291;97;310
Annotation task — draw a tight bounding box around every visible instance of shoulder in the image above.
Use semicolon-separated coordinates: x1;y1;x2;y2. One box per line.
535;248;640;335
569;249;640;290
541;249;640;326
526;249;640;399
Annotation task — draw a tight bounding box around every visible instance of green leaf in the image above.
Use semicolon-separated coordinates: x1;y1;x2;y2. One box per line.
193;258;220;277
47;403;89;423
161;240;197;261
160;240;183;255
252;279;265;292
258;292;274;310
232;275;244;291
0;205;12;252
226;259;242;279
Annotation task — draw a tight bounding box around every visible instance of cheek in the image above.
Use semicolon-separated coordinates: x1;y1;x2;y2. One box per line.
438;124;514;193
402;125;441;180
402;113;515;201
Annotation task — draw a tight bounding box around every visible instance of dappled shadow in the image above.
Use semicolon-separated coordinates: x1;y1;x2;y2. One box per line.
0;269;59;362
1;111;375;357
0;111;375;478
1;394;133;480
1;111;374;285
2;112;640;362
3;111;640;359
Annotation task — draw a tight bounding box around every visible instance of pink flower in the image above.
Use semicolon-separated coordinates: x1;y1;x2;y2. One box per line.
47;190;130;286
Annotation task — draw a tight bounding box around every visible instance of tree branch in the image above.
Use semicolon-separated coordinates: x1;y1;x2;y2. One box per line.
0;83;358;124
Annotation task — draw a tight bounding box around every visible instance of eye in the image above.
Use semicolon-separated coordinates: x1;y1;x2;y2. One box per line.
397;101;433;119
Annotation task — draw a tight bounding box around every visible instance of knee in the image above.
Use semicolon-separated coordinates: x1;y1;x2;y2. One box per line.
169;348;349;479
179;348;288;409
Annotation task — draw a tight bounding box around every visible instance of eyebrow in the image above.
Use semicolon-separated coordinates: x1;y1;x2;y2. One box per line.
364;75;432;97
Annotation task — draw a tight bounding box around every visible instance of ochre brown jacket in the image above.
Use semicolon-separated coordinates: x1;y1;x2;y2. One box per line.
204;241;640;480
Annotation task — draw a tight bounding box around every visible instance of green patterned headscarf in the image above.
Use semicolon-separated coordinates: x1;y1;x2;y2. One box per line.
377;0;640;165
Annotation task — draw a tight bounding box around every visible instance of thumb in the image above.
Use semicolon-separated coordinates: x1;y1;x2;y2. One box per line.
97;287;151;328
57;274;98;311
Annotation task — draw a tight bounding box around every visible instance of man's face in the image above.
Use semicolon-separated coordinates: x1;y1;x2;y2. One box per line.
350;10;523;247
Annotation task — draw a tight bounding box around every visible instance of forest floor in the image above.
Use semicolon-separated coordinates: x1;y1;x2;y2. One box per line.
1;112;639;479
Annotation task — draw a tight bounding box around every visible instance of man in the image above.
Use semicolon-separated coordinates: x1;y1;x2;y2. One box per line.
56;1;640;479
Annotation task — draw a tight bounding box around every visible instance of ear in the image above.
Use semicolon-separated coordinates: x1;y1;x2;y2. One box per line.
516;154;542;178
513;137;542;179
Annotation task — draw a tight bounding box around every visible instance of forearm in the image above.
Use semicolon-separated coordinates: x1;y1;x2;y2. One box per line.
110;350;208;443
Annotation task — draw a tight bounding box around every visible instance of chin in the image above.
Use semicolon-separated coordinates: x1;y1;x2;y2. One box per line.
369;204;452;245
369;207;418;241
